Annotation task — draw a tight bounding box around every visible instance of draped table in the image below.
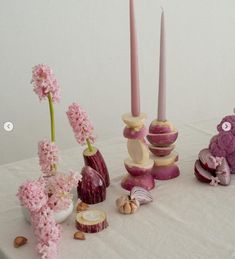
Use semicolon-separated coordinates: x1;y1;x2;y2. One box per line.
1;120;235;259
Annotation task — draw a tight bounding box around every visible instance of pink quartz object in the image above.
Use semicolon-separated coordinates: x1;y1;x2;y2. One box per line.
194;160;215;184
147;131;178;147
77;166;106;204
149;120;173;134
152;164;180;180
83;147;110;187
121;112;155;191
147;120;180;180
216;158;231;185
121;173;155;191
198;148;222;172
195;148;231;186
124;158;154;177
209;115;235;173
148;144;174;157
194;114;235;187
123;126;147;139
145;10;180;181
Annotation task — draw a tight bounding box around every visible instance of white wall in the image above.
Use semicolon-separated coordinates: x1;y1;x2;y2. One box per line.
1;0;235;165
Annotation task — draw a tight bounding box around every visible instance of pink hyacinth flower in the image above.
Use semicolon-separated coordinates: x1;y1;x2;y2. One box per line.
31;205;61;259
66;103;96;145
47;171;80;211
17;178;48;212
38;139;59;175
31;64;61;103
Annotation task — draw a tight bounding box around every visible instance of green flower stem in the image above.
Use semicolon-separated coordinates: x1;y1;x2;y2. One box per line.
48;93;55;142
86;138;93;152
48;93;57;172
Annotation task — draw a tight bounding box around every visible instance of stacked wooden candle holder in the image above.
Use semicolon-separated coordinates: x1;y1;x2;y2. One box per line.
147;120;180;180
121;113;155;191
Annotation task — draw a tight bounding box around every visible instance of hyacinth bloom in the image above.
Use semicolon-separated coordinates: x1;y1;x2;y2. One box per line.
38;139;59;175
31;64;61;103
47;171;80;211
32;205;61;259
17;178;48;212
66;103;95;152
17;179;61;259
31;64;60;143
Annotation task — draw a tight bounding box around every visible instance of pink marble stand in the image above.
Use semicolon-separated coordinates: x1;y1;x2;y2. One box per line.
147;120;180;180
121;113;155;191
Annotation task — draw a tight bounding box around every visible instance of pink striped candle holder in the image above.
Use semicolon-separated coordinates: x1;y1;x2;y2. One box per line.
147;119;180;180
121;113;155;191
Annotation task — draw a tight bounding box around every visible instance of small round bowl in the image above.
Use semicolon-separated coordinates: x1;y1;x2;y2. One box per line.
147;131;178;147
149;144;174;157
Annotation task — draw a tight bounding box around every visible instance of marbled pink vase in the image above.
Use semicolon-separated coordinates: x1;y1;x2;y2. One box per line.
121;113;155;191
147;120;180;180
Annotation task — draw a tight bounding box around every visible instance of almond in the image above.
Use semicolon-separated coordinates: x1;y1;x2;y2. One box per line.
14;236;27;248
76;202;89;212
74;231;86;240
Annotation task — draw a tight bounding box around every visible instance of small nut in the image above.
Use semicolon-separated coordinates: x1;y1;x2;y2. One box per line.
74;231;86;240
14;236;27;248
76;202;89;212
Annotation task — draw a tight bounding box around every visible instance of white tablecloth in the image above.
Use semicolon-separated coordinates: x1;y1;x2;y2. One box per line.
1;120;235;259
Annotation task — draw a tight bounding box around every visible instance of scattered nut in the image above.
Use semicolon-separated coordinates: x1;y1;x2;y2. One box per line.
74;231;86;240
76;202;89;212
14;236;28;248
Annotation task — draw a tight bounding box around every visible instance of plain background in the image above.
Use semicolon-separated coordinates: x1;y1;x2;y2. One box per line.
0;0;235;165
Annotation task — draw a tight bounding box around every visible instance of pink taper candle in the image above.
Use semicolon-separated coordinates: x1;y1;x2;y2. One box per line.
130;0;140;117
158;9;166;121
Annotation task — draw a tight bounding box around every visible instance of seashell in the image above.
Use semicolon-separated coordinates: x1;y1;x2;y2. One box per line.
130;186;153;205
116;195;140;214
